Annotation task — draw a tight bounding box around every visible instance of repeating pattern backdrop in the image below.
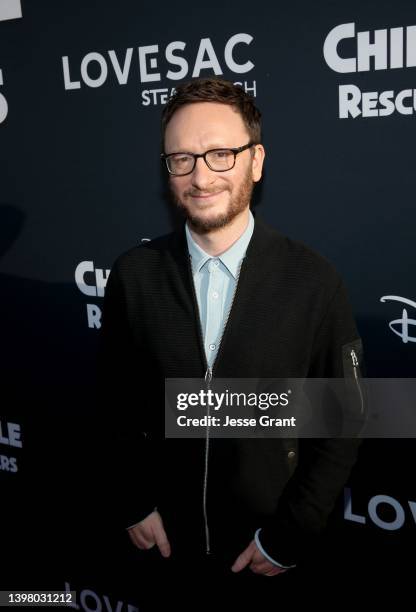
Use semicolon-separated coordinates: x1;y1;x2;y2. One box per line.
1;1;415;607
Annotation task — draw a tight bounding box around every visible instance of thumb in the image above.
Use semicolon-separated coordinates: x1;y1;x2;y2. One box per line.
231;543;254;573
153;524;171;558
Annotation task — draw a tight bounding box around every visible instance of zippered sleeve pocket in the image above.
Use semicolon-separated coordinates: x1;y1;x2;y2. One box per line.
342;338;364;379
341;338;367;434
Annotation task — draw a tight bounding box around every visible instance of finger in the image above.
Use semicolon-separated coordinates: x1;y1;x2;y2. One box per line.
250;560;281;575
264;567;284;576
152;524;171;558
249;557;272;571
261;565;287;576
128;530;142;549
128;531;146;550
128;528;154;550
249;561;268;574
231;544;254;573
138;537;156;550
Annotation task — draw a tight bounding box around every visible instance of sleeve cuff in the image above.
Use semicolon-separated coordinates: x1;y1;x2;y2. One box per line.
126;507;158;531
254;528;297;569
126;520;142;530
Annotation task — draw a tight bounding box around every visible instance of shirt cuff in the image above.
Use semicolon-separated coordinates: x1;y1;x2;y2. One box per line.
254;528;297;569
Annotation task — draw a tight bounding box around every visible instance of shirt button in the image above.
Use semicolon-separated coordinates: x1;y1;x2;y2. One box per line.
212;291;219;299
209;343;216;351
213;260;220;266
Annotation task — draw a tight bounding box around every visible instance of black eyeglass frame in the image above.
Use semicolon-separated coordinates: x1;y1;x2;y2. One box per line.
161;142;256;176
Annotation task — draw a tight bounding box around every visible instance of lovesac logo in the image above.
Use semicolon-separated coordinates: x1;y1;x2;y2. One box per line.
323;22;416;118
62;33;256;106
344;488;416;531
75;261;110;330
380;295;416;344
64;581;138;612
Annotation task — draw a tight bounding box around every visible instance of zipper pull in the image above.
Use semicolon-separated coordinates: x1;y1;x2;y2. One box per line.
205;366;213;386
351;349;359;367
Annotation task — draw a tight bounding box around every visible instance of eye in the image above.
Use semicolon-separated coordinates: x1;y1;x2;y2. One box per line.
212;150;232;159
172;154;192;163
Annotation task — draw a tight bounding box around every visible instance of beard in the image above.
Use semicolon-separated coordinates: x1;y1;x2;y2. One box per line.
171;168;254;235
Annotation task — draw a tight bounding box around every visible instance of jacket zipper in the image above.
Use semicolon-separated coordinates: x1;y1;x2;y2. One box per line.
203;365;212;553
187;253;245;555
350;348;364;416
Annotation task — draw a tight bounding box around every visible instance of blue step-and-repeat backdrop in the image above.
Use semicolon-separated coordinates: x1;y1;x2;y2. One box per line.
1;1;415;607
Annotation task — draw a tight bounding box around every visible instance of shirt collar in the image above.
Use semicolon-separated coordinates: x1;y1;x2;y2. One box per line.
185;210;255;279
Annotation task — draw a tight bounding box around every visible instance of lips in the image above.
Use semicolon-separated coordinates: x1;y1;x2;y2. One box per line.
188;190;224;199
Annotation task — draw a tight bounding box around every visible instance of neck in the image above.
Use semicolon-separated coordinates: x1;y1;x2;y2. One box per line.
187;208;250;256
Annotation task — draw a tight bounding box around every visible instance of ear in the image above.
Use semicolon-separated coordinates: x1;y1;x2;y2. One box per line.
251;144;265;182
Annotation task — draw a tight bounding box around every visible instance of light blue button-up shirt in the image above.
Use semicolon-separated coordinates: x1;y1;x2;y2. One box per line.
185;210;254;368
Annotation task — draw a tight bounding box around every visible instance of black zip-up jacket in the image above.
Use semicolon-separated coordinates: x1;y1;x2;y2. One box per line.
98;213;363;567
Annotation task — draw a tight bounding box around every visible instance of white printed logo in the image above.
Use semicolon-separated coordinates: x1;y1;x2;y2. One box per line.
0;420;22;474
75;261;110;330
345;488;416;531
64;581;138;611
0;0;22;21
0;69;8;124
62;33;257;106
324;22;416;73
75;261;110;298
323;22;416;118
380;295;416;343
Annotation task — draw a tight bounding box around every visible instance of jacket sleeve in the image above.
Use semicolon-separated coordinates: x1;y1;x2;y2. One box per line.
257;279;364;566
96;256;159;528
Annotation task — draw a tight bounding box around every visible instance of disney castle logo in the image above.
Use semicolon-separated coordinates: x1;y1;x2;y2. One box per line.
380;295;416;343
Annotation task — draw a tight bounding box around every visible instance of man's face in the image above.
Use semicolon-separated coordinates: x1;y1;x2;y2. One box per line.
164;102;265;234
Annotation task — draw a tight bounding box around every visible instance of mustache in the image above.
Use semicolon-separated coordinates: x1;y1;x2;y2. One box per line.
184;188;227;197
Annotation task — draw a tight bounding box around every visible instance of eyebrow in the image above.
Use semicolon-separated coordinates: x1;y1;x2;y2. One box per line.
168;144;233;154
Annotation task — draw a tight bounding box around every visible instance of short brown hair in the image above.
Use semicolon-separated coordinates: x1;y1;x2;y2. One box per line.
161;77;261;150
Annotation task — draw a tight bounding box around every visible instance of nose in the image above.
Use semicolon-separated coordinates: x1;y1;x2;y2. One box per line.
190;156;216;190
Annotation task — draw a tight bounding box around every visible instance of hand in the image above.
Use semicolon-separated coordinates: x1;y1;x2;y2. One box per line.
231;540;287;577
127;510;171;558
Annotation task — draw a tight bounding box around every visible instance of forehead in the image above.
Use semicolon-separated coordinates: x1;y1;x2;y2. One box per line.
164;102;249;151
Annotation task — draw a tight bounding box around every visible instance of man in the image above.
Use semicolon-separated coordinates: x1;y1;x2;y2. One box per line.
98;78;363;606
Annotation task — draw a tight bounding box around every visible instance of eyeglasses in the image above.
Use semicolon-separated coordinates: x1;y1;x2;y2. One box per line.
161;142;256;176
